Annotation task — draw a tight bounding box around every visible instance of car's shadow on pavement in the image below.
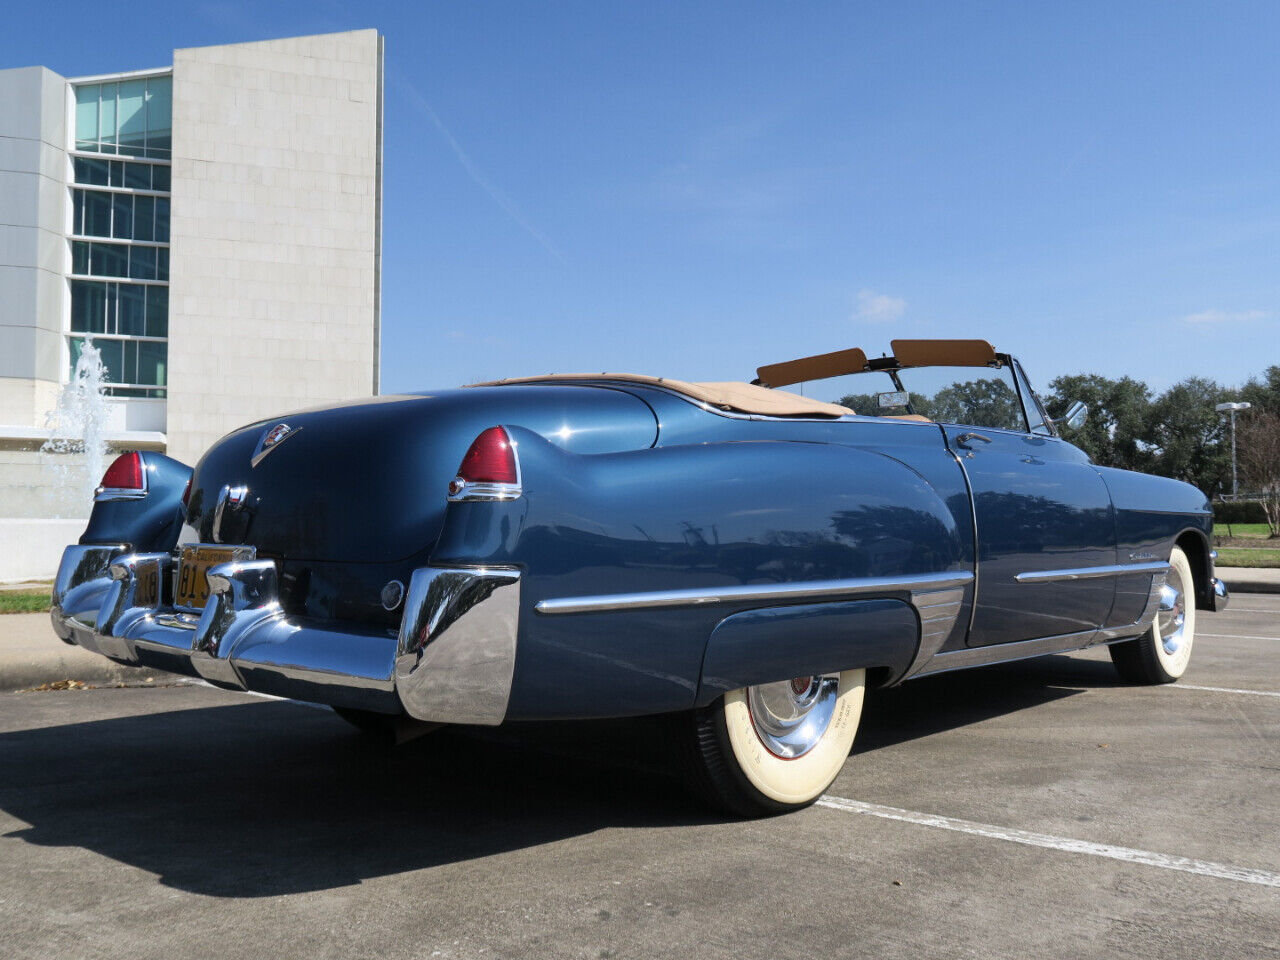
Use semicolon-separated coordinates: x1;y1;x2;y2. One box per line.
0;652;1122;897
0;697;709;898
855;653;1118;753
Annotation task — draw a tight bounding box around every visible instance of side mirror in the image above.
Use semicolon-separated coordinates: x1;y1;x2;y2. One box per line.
1057;400;1088;430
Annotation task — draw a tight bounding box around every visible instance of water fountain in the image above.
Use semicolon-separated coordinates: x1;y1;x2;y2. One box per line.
40;337;110;517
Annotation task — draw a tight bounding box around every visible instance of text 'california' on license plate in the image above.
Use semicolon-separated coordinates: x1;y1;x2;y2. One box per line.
175;544;256;610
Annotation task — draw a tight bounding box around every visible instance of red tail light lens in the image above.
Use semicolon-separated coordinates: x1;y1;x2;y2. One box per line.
99;452;144;491
181;476;192;506
457;426;518;484
449;426;522;501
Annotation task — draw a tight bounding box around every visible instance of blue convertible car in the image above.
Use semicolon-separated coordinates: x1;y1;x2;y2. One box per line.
51;339;1228;815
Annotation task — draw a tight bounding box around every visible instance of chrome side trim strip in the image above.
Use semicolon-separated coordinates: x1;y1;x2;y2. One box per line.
534;571;974;616
1013;561;1169;584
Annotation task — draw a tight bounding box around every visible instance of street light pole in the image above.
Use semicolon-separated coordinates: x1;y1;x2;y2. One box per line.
1215;401;1253;498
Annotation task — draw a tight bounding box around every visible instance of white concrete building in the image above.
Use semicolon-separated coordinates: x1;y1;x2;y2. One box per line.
0;30;383;577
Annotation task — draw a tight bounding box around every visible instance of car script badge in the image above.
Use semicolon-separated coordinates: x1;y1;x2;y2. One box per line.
251;422;301;467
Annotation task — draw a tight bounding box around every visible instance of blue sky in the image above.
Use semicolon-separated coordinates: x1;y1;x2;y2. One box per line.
6;1;1278;396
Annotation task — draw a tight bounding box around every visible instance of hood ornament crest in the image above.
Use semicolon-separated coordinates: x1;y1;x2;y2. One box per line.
251;422;300;467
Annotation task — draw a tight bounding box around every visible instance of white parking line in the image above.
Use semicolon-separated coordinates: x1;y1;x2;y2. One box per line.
815;796;1280;888
1200;633;1280;642
1169;683;1280;699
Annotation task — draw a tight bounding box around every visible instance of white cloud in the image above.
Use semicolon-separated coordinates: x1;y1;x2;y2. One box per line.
854;290;906;324
1182;308;1269;325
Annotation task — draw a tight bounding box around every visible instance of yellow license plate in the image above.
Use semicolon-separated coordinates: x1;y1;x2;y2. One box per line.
175;545;254;610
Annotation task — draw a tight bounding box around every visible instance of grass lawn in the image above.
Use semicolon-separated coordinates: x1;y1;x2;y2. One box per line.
0;590;52;615
1214;548;1280;569
1212;523;1275;539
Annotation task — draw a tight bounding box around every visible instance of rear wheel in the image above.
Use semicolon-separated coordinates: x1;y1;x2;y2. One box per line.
1109;546;1196;684
680;669;865;817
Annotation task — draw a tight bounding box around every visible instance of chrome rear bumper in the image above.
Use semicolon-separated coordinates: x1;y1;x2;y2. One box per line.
50;544;521;725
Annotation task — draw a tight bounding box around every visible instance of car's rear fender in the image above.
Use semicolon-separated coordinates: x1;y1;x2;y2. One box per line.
432;426;972;720
79;452;191;554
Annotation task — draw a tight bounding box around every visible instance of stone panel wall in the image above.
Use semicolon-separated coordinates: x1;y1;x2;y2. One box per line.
0;66;68;427
166;30;381;464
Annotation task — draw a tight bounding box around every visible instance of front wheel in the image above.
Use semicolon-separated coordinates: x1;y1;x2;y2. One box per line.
1109;546;1196;684
680;669;865;817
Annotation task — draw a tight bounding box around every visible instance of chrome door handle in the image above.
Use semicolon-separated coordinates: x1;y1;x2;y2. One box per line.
956;432;992;448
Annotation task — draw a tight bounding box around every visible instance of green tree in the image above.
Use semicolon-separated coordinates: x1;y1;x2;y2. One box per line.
1146;377;1232;495
1240;365;1280;416
837;392;882;416
1044;374;1153;471
924;378;1023;430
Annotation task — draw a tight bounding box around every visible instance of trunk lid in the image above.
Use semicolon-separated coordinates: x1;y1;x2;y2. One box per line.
185;386;657;563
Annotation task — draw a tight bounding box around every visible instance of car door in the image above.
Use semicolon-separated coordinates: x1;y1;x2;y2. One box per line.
941;424;1117;646
892;358;1117;647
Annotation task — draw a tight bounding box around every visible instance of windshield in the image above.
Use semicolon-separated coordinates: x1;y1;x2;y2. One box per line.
797;365;1028;432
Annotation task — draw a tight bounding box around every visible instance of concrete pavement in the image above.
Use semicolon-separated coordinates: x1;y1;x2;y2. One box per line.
0;595;1276;959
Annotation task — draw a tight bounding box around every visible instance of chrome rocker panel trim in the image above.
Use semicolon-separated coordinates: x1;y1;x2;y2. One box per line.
915;566;1170;676
50;545;521;726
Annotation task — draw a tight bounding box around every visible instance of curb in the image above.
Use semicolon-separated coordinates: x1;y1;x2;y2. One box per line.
1215;567;1280;596
1;655;181;692
1;613;181;692
1;658;180;692
1221;579;1280;595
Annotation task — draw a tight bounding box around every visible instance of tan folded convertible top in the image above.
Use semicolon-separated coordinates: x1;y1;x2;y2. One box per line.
471;340;1000;419
468;374;853;418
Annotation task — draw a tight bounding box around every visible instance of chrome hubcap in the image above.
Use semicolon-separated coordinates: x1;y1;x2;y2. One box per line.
1157;568;1187;656
746;674;840;759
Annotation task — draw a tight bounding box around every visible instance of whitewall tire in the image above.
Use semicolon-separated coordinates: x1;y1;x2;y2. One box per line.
1109;546;1197;684
682;669;865;816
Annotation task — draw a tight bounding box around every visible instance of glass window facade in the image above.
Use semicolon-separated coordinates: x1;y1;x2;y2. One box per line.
68;77;171;398
73;75;172;158
70;280;168;338
71;241;169;282
73;156;169;191
68;336;167;399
